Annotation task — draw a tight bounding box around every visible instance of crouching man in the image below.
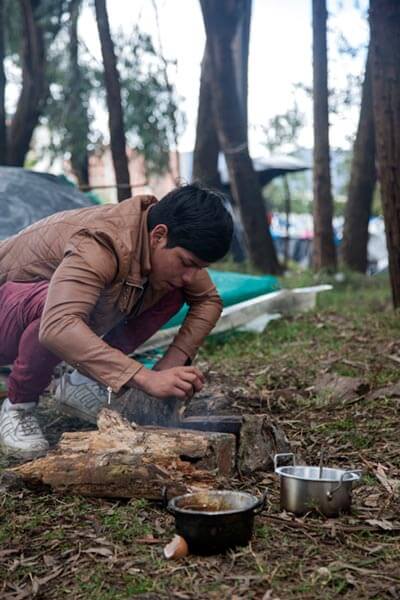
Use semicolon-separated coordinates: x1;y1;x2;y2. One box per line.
0;184;233;459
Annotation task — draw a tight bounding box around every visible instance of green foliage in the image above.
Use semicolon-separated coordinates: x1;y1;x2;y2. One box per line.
115;27;185;176
371;182;382;216
44;20;96;171
262;102;304;154
263;170;311;214
43;18;184;177
3;0;21;59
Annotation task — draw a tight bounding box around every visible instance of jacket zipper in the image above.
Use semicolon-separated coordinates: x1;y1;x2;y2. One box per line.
126;281;148;320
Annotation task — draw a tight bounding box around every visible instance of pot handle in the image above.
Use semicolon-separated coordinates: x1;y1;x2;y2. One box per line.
162;485;176;513
274;453;296;471
166;504;177;516
253;491;268;514
326;469;363;500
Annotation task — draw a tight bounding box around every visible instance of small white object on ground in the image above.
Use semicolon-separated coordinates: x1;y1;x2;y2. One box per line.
163;535;189;560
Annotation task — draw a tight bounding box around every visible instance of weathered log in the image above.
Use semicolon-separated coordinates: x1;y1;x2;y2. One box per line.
10;409;236;500
181;413;290;474
237;414;291;475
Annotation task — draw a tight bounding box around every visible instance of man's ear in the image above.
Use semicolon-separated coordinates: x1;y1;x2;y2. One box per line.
149;224;168;248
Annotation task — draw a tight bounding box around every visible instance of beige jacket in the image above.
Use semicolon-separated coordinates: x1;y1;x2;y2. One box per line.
0;195;222;391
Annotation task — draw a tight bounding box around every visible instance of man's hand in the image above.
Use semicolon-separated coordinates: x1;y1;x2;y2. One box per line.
129;366;205;400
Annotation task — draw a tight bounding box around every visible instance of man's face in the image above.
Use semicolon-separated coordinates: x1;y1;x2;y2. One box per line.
149;224;209;290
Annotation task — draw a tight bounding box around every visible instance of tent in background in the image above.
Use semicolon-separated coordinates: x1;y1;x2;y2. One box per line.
0;167;95;240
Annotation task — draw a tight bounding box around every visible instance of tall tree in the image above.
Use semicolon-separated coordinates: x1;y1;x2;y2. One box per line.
342;47;376;273
7;0;46;167
370;0;400;307
312;0;336;271
199;0;280;274
193;0;251;187
0;0;6;164
67;0;90;187
192;41;220;186
94;0;130;201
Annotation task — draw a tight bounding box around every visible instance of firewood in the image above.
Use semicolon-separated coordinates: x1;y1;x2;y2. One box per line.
180;415;243;435
181;414;290;474
111;388;183;427
10;409;236;500
237;414;290;474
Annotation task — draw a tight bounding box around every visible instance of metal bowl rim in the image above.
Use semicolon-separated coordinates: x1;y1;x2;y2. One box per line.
275;465;361;483
168;490;262;516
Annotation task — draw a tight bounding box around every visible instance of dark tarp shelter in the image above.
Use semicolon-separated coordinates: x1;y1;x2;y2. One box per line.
0;167;93;240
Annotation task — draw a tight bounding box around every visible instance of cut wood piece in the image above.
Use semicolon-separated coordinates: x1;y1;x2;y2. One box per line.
237;414;291;475
10;409;236;500
185;393;232;417
180;415;243;435
181;413;291;475
111;388;183;427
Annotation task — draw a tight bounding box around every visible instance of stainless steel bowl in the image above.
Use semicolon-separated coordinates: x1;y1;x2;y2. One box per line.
275;453;362;517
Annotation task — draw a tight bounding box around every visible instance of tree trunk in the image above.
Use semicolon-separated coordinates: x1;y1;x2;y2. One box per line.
192;42;221;187
199;0;281;275
0;0;6;164
94;0;131;202
10;409;236;499
370;0;400;307
68;0;90;188
231;0;251;132
312;0;336;271
193;1;251;189
342;47;376;273
7;0;46;167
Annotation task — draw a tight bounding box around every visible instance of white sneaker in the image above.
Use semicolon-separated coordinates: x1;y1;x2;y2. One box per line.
55;374;112;424
0;398;49;460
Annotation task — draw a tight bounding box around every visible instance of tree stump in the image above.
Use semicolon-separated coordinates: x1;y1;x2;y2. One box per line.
10;409;236;500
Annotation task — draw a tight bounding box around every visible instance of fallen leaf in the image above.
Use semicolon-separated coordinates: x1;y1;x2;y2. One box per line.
83;546;114;557
135;535;160;544
36;567;64;586
367;382;400;401
375;464;400;496
0;548;22;559
43;554;58;567
366;519;394;531
364;493;381;507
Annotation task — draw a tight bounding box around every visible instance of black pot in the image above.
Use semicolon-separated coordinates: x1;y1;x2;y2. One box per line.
167;490;266;555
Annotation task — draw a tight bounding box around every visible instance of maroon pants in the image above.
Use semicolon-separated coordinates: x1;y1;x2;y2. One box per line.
0;281;184;405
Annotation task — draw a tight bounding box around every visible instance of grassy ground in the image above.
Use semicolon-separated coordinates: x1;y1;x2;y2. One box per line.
1;273;400;599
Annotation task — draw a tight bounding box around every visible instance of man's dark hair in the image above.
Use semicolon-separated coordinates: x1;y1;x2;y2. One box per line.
148;184;233;263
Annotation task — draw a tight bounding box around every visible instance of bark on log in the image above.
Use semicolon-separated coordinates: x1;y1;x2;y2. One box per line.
115;391;291;474
181;414;290;474
10;409;236;500
111;388;183;428
237;415;291;475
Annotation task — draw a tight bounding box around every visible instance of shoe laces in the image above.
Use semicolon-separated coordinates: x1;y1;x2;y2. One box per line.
17;411;42;436
93;384;109;402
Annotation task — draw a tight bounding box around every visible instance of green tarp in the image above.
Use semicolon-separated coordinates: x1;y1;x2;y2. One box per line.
163;269;280;329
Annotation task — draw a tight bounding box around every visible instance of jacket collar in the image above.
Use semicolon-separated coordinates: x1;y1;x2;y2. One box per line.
125;195;156;286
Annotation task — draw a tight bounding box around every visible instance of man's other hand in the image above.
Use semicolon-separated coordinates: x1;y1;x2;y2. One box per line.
129;366;204;400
